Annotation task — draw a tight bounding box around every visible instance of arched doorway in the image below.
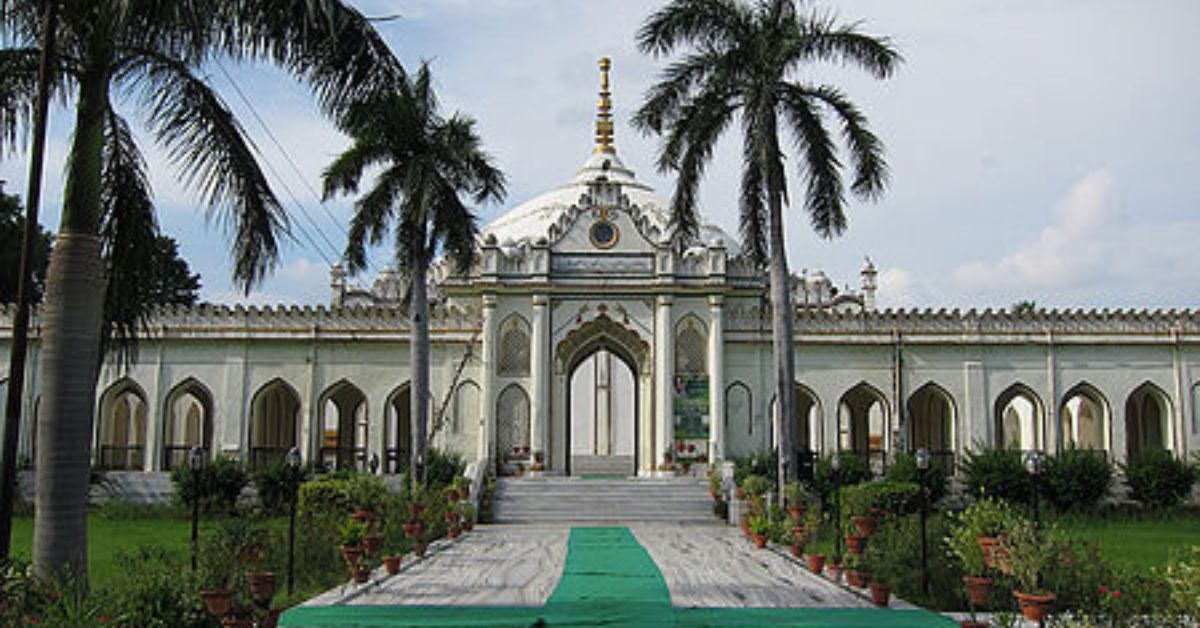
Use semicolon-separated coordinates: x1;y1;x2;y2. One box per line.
554;313;650;475
318;380;367;471
97;379;148;470
1125;382;1170;458
385;383;411;474
496;383;531;464
769;384;821;455
569;349;637;475
993;383;1042;450
1060;383;1109;453
249;378;301;469
163;378;214;470
838;382;889;469
907;382;955;472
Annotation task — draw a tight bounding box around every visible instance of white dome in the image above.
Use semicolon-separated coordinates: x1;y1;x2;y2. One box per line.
482;150;740;253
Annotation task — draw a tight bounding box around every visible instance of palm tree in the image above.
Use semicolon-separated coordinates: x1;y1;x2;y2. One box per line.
633;0;900;481
0;0;404;578
322;63;506;486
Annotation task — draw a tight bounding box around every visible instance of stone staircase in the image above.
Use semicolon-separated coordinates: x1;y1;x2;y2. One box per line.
493;476;716;523
569;455;634;476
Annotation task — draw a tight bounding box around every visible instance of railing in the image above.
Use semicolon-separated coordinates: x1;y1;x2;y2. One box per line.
161;445;201;471
249;446;291;470
98;445;145;471
384;447;410;474
319;446;366;471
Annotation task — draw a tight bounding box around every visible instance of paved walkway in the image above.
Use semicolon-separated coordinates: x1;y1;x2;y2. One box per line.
282;523;953;627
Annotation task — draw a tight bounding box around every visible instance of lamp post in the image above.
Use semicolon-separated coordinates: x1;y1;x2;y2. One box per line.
831;452;842;562
1024;450;1042;530
286;446;302;596
188;446;205;573
369;453;380;475
916;447;931;596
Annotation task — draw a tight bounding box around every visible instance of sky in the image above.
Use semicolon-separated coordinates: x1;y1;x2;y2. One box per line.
1;0;1198;309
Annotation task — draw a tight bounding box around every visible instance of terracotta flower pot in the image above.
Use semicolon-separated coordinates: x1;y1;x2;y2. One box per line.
341;544;364;566
734;486;746;500
408;502;426;518
464;520;475;532
807;554;825;574
959;620;989;628
352;509;379;524
363;533;384;556
261;607;283;628
789;543;803;558
977;536;1000;568
788;505;805;522
1014;591;1056;623
845;533;868;555
852;516;878;538
384;555;402;575
245;571;277;604
791;526;807;545
351;565;371;584
846;569;869;588
826;563;843;583
751;533;767;549
444;512;459;524
200;588;235;618
963;576;993;607
869;582;892;607
448;525;462;539
415;541;428;558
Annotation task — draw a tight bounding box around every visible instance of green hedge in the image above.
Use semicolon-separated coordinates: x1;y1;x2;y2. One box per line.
1041;446;1112;511
961;447;1031;504
1122;450;1197;509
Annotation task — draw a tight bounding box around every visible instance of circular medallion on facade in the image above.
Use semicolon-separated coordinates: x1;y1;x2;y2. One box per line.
589;219;619;249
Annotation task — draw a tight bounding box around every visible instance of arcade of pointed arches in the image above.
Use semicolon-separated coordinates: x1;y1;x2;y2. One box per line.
82;371;1187;473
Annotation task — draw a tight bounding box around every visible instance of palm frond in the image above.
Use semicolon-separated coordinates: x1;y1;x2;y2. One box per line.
99;105;158;366
637;0;750;56
131;50;287;291
0;46;39;155
321;139;389;200
632;50;722;135
788;83;888;200
218;0;406;117
781;88;846;238
343;165;403;273
661;82;736;248
738;111;769;265
790;10;902;79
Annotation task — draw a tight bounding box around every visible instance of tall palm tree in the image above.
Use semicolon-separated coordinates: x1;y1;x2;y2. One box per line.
633;0;900;481
323;63;506;486
0;0;404;578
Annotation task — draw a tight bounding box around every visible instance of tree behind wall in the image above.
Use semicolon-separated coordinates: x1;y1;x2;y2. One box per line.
0;187;52;304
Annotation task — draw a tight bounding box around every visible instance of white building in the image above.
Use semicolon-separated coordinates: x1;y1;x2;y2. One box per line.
2;60;1198;479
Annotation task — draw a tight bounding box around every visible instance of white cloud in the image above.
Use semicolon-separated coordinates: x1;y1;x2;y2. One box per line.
876;267;943;309
954;170;1122;290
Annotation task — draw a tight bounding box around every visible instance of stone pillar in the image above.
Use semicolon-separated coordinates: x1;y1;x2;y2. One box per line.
708;295;726;461
145;344;166;471
531;294;551;465
654;295;674;465
479;294;498;462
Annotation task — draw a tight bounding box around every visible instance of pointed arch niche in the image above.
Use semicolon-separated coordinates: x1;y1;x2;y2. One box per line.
249;378;301;470
993;384;1043;451
769;384;821;454
163;378;214;470
838;382;889;468
318;380;367;471
907;382;955;471
97;378;149;470
385;383;412;474
1059;383;1110;454
496;383;531;461
1124;382;1172;458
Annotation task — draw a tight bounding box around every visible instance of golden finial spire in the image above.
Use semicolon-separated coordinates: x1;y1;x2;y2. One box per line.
594;57;615;154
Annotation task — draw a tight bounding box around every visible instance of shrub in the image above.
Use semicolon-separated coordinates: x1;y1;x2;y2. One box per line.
298;472;389;519
960;447;1031;504
425;448;466;488
740;475;770;500
1000;517;1063;594
869;514;963;610
732;451;777;488
886;452;947;504
107;547;212;628
1122;450;1197;509
170;454;248;514
252;458;309;516
1041;446;1112;511
1165;546;1200;620
812;452;871;505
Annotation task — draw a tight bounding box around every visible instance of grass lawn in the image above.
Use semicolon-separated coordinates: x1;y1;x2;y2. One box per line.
1051;511;1200;570
10;515;194;585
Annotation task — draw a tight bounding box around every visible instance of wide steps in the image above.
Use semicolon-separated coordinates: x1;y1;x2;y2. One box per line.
493;477;715;523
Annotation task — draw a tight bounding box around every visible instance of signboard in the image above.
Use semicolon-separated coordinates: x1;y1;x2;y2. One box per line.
673;375;709;442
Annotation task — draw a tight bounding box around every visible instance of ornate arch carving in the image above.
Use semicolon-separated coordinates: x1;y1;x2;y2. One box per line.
555;313;650;375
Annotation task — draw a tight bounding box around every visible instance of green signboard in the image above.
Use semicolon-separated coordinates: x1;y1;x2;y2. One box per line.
673;375;709;441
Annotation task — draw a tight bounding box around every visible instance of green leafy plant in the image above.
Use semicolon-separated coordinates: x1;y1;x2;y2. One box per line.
170;454;248;514
886;451;948;504
748;515;770;537
999;517;1061;594
812;453;872;505
944;508;987;577
340;520;368;547
961;447;1032;505
740;475;771;501
1164;545;1200;619
425;448;467;487
252;457;308;516
211;519;270;565
960;496;1017;538
1121;450;1197;509
784;481;808;507
1041;446;1112;511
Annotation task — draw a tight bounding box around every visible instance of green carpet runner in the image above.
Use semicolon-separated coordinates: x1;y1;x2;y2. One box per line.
279;526;954;627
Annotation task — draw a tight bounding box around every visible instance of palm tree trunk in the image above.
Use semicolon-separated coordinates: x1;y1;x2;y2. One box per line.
764;121;797;487
33;62;111;581
410;241;430;487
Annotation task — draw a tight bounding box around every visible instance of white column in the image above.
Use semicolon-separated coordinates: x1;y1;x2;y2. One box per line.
145;343;165;471
654;295;674;465
478;294;498;462
530;294;551;465
708;295;726;461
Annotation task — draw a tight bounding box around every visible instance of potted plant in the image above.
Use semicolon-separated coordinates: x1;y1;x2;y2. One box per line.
844;553;869;588
946;506;993;608
784;481;807;522
340;519;368;567
461;503;477;532
748;515;770;549
708;473;723;502
658;449;676;474
826;555;843;584
197;535;238;618
244;570;277;607
383;554;403;575
1002;518;1059;623
845;532;868;556
964;497;1014;569
843;483;878;538
741;475;770;514
864;545;899;607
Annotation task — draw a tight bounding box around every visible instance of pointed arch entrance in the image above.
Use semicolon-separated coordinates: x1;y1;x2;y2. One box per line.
318;380;368;471
554;313;651;475
163;378;214;470
97;378;149;470
385;383;411;474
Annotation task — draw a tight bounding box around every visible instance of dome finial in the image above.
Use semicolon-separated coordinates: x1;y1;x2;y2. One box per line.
594;57;615;155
